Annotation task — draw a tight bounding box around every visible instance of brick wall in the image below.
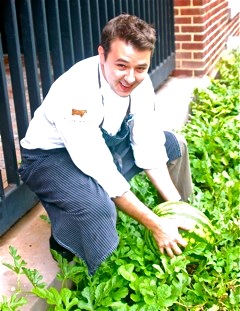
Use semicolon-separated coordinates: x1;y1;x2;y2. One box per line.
173;0;240;77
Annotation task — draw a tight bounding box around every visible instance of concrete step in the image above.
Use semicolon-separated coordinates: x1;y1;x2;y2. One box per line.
0;203;60;310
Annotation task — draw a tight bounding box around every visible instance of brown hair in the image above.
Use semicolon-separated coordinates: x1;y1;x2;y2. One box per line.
100;14;156;59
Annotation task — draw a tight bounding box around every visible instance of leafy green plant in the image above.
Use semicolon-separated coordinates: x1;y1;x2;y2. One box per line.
0;293;27;311
1;247;84;310
2;246;28;291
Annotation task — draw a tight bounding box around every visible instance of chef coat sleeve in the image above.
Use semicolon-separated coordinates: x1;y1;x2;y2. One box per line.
54;115;130;198
129;111;169;169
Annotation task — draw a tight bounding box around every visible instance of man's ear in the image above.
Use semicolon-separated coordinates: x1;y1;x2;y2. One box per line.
98;46;105;64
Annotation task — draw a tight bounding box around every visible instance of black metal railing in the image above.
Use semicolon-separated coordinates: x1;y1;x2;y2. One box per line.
0;0;175;235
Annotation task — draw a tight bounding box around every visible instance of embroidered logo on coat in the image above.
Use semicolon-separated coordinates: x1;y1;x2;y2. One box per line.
72;109;87;117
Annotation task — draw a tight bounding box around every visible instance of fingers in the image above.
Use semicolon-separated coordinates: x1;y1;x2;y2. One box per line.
176;234;188;248
164;241;183;257
158;234;187;257
154;218;190;258
172;241;184;255
159;247;164;255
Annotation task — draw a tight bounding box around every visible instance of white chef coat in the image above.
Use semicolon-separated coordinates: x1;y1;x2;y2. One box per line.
20;56;168;197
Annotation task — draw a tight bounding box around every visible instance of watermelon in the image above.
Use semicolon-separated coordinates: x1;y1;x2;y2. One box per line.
144;201;215;256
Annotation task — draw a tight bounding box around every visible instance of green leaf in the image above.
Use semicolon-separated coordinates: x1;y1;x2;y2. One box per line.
118;264;137;282
0;294;27;311
156;284;173;307
60;288;78;310
112;287;128;300
32;287;63;306
22;267;46;288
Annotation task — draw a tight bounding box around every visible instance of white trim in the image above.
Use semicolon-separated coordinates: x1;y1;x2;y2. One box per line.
228;0;240;18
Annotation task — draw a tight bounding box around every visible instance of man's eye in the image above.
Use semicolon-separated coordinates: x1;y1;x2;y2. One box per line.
136;67;146;73
117;64;126;69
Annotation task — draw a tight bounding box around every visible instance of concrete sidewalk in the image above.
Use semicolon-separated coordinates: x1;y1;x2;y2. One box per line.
155;76;210;131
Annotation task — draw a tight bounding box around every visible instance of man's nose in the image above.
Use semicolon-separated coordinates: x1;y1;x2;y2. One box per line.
125;69;135;84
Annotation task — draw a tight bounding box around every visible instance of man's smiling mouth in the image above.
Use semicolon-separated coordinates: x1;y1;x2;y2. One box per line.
120;81;133;90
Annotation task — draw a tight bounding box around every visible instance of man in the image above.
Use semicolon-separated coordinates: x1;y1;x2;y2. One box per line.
19;14;193;275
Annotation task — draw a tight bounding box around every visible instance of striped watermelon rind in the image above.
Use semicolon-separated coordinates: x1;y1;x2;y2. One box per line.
144;201;215;256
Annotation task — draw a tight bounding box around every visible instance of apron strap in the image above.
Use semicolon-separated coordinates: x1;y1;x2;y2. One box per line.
98;64;131;128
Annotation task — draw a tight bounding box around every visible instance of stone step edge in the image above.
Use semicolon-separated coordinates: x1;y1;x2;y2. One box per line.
0;203;67;311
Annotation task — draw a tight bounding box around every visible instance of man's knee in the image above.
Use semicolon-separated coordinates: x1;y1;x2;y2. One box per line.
82;189;117;223
174;133;188;157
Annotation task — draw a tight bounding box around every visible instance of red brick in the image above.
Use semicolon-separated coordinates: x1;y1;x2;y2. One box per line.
182;42;205;49
193;51;205;59
172;69;194;77
176;51;193;59
192;0;209;5
175;42;181;50
174;25;180;33
182;60;204;68
174;8;180;15
194;69;206;76
174;16;192;24
193;15;207;23
175;60;182;68
174;0;191;6
193;34;205;41
175;34;192;41
180;8;203;15
182;25;205;32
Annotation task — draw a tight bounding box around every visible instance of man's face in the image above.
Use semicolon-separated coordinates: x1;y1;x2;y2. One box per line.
98;39;151;97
